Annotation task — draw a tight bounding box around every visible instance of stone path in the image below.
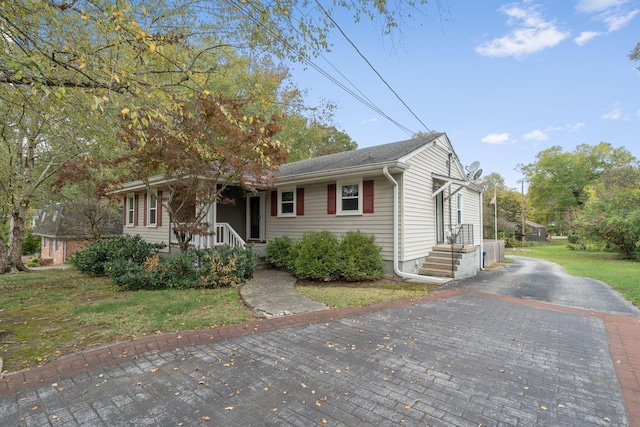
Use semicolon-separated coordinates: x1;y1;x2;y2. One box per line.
239;269;328;317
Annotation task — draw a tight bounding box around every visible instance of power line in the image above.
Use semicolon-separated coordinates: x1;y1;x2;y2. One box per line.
227;0;419;137
313;0;435;136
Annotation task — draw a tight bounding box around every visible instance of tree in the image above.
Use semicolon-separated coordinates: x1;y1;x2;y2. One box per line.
0;0;434;271
119;93;286;249
480;173;533;244
521;143;636;231
279;115;357;162
576;166;640;259
631;42;640;70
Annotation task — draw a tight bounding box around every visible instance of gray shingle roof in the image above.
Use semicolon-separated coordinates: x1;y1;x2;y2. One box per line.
277;133;442;179
34;203;123;239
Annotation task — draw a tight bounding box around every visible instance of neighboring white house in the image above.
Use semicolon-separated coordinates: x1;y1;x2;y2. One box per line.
111;133;484;281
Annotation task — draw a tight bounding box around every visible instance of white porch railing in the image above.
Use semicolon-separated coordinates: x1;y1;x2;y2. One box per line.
170;222;245;249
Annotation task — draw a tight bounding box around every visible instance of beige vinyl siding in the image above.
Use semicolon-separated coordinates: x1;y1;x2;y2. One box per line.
266;175;395;261
401;144;452;261
123;190;171;251
462;187;483;244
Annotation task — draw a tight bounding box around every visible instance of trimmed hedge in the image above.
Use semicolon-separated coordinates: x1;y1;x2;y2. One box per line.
71;234;165;276
266;230;385;281
72;235;257;290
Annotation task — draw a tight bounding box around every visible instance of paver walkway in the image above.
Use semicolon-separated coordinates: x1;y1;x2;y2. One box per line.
239;269;328;317
0;262;639;426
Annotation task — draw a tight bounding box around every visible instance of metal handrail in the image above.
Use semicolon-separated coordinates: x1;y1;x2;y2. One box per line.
446;224;474;246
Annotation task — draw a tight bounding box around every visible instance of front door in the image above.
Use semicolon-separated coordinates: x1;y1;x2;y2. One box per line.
435;191;445;243
246;193;265;241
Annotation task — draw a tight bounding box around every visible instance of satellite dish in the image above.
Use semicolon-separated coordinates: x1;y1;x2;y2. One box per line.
473;168;483;180
466;161;480;173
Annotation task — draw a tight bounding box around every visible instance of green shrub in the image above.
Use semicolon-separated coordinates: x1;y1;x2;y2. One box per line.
104;258;152;290
293;231;340;281
338;231;385;281
265;236;294;270
22;228;41;256
103;245;256;290
71;235;165;276
214;244;258;280
26;257;41;267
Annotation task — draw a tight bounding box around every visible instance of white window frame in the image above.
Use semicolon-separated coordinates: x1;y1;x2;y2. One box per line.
126;194;135;227
147;191;158;227
337;179;362;216
278;187;296;217
456;193;463;225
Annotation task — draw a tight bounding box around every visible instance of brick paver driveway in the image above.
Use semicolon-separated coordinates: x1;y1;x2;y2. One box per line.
1;257;638;426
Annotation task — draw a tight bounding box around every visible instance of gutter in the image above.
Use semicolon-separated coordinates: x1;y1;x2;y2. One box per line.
277;162;409;186
382;166;447;285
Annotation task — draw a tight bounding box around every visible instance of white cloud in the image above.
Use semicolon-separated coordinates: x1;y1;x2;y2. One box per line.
576;0;638;34
567;122;586;130
361;118;378;125
476;3;569;58
522;130;548;141
482;133;510;144
603;108;622;119
603;9;639;31
576;0;628;13
574;31;601;45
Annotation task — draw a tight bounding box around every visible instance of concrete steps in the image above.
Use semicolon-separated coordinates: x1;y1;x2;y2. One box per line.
419;244;472;278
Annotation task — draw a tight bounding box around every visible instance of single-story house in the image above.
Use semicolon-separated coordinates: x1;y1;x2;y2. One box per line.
111;133;485;281
33;202;123;265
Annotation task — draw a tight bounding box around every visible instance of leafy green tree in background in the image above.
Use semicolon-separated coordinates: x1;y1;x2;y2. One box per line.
576;166;640;259
480;173;532;245
521;143;636;233
280;115;357;162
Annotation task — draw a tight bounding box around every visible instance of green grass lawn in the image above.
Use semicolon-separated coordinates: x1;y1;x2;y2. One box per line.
507;240;640;307
0;268;252;371
296;280;438;309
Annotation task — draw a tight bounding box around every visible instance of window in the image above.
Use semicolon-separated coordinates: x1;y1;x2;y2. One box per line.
280;189;295;215
340;183;360;212
271;188;304;217
328;180;374;215
336;180;363;215
456;193;463;225
148;192;158;226
54;239;60;252
126;195;135;226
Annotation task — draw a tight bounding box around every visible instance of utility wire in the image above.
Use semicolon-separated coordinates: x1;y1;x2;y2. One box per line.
227;0;418;137
314;0;435;136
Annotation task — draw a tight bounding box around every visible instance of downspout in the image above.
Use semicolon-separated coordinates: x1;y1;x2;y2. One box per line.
383;166;446;285
479;189;484;271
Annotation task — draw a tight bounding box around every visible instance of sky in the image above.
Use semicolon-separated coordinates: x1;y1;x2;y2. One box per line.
286;0;640;189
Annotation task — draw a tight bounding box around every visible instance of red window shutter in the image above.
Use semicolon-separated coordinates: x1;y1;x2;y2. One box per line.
363;180;374;213
134;194;139;226
327;184;336;214
143;193;147;226
157;191;162;227
271;191;278;216
296;188;305;216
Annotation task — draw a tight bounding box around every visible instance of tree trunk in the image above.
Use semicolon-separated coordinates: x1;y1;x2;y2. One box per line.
7;204;28;272
0;238;8;274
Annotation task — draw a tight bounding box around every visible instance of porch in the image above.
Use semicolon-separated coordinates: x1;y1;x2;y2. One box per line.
169;185;268;249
